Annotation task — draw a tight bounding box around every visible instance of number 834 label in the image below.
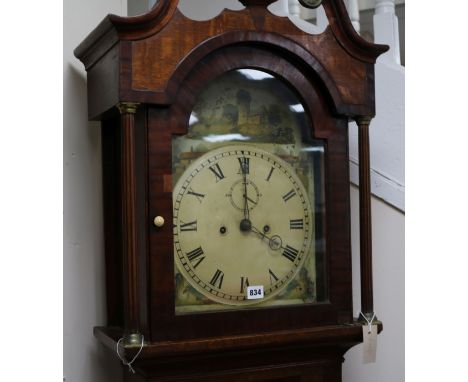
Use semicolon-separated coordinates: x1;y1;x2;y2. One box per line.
246;285;264;300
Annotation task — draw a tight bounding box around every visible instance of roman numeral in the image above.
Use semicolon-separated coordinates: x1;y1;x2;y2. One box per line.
180;220;197;232
268;269;279;285
208;163;225;182
240;276;250;293
282;189;296;202
186;246;205;269
237;157;249;174
187;188;205;203
266;167;275;182
209;269;224;289
282;245;299;262
289;219;304;230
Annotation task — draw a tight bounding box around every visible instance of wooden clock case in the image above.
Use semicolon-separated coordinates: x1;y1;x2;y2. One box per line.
74;1;388;381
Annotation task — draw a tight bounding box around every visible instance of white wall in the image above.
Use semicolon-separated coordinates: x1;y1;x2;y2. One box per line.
128;0;152;16
64;1;126;381
349;63;405;212
343;186;405;382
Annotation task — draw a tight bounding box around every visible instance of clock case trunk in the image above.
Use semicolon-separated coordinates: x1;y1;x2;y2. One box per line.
75;0;387;380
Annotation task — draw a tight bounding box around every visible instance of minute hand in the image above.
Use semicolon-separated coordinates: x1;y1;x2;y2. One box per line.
242;161;249;220
250;225;285;251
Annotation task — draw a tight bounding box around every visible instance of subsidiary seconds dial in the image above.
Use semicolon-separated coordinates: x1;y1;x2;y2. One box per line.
173;145;313;305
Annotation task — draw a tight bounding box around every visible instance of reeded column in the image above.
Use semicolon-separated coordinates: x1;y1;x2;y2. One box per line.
117;102;143;344
356;116;374;320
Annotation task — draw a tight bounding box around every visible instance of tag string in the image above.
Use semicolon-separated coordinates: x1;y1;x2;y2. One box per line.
116;335;145;374
359;312;376;334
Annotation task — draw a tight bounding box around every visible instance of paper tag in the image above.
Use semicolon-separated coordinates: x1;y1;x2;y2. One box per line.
246;285;264;299
362;324;377;363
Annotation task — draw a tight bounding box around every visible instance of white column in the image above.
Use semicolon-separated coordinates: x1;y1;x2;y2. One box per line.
346;0;360;34
316;5;328;28
289;0;300;18
375;0;395;13
374;0;401;65
277;0;289;14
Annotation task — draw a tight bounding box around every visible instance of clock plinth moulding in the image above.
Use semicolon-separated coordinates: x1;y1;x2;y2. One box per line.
75;0;388;380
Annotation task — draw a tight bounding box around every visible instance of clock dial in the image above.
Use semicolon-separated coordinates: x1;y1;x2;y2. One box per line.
173;145;313;305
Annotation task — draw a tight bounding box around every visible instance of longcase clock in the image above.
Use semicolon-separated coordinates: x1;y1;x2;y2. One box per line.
74;0;388;381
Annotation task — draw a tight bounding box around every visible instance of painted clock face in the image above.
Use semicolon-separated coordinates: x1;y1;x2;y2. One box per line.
173;145;313;305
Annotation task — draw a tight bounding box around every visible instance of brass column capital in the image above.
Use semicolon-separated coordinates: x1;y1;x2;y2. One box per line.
355;116;373;126
117;102;139;114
